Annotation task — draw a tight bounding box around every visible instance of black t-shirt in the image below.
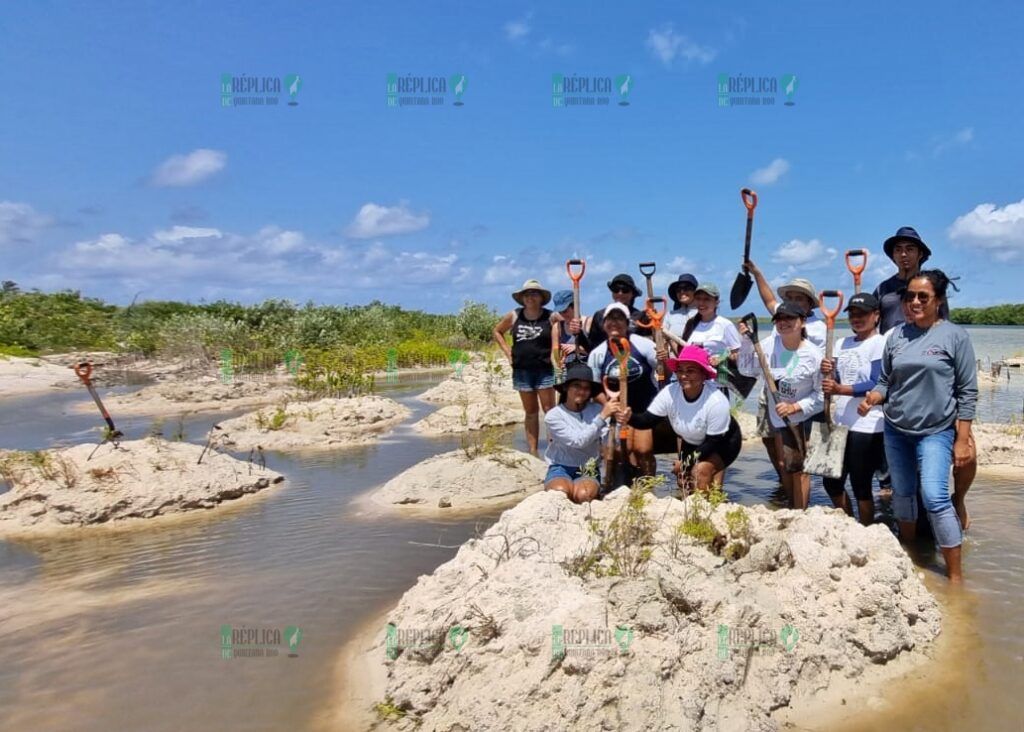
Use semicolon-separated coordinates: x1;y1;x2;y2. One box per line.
511;307;553;370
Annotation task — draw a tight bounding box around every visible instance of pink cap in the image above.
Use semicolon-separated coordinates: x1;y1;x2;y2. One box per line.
666;345;717;380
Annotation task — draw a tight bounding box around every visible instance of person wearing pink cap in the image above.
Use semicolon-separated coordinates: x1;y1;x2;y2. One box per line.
618;345;742;493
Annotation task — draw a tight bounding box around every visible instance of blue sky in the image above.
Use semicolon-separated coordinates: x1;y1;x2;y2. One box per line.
2;0;1023;314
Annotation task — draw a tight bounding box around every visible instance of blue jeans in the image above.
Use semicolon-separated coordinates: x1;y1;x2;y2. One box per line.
883;422;961;548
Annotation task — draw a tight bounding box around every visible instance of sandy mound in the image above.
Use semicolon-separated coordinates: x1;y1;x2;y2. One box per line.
215;396;410;452
0;356;80;397
415;357;526;435
973;421;1024;468
0;439;284;537
414;401;522;435
77;375;301;417
344;486;940;730
366;448;546;513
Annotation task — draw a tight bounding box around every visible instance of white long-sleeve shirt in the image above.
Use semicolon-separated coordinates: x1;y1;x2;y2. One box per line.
543;403;609;468
739;335;824;428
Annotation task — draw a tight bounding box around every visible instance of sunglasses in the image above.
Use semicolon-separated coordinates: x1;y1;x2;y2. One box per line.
902;290;932;304
522;290;542;297
677;285;696;292
610;285;633;294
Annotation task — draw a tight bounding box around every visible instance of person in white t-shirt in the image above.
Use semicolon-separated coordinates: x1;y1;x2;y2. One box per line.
619;345;742;493
677;282;742;367
738;301;824;510
820;293;886;525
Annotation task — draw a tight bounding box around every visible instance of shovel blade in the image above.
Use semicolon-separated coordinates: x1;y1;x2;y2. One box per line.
730;272;753;309
804;423;849;478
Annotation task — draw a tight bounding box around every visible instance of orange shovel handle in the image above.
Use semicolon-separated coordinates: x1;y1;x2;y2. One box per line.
818;290;844;327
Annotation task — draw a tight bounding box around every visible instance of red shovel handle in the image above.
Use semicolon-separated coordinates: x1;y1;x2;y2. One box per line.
741;188;758;216
819;290;844;327
74;362;93;382
566;258;586;284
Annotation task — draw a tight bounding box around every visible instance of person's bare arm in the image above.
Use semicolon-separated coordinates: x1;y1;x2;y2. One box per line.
746;260;778;314
492;312;516;363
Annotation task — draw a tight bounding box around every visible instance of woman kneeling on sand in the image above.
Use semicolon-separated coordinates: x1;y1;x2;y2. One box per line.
543;362;619;503
619;346;741;494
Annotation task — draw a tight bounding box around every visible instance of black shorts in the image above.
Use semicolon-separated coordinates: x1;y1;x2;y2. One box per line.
679;417;743;469
822;430;885;502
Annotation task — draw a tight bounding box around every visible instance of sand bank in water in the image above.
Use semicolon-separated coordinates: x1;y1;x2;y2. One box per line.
0;439;283;537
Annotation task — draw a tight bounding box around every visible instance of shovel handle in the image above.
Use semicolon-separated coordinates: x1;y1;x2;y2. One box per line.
644;297;667;328
741;188;758;216
818;290;844;327
739;312;759;342
74;362;93;382
845;250;868;293
566;258;586;284
638;262;656;277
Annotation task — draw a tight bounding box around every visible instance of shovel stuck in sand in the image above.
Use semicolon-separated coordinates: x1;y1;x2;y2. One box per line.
73;362;124;446
803;291;849;479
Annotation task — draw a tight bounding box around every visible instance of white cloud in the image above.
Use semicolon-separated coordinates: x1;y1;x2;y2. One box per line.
932;127;974;157
0;201;53;245
74;233;131;253
150;149;227;187
152;226;223;243
749;158;791;186
948;199;1024;261
504;15;531;41
484;254;528;286
645;24;716;66
771;239;837;269
345;202;430;239
254;226;305;255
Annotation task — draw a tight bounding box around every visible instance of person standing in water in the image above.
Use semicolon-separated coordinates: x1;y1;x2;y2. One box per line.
493;279;556;455
543;362;619;503
860;270;977;582
872;226;973;528
738;302;824;510
820;293;886;525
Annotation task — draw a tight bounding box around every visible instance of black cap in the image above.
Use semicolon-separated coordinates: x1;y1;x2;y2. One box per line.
668;273;699;302
607;273;641;297
772;301;808;320
883;226;932;264
844;292;880;312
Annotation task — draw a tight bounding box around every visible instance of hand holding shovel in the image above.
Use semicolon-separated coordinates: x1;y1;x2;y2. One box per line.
738;313;804;471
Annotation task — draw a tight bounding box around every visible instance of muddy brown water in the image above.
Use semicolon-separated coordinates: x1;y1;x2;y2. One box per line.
1;357;1023;731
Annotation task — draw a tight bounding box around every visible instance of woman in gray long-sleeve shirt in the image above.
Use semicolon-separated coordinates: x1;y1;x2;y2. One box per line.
860;270;977;582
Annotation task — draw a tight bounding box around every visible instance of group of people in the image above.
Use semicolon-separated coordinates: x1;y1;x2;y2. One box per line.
492;226;977;582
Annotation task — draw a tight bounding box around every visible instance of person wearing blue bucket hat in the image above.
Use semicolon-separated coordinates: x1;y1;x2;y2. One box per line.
549;289;590;362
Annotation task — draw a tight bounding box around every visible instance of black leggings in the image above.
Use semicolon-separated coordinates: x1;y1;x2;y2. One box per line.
822;431;885;502
679;417;743;470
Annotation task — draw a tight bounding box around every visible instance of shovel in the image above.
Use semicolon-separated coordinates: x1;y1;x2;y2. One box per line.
551;320;566;382
730;189;758;309
639;262;656;300
73;362;124;443
739;313;804;471
845;250;868;294
605;337;634;489
567;258;586;357
644;296;668;386
804;291;849;479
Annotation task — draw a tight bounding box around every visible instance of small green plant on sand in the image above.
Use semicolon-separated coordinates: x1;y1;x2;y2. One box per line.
723;506;752;560
563;474;664;578
268;406;288;431
580;457;599;480
373;698;407;721
677;484;729;554
28;450;57;482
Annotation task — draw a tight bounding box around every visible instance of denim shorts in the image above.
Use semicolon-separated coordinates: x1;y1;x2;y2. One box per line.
513;368;556;392
545;463;599;482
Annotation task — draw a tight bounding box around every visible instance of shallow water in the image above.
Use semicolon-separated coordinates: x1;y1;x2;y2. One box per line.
1;341;1023;731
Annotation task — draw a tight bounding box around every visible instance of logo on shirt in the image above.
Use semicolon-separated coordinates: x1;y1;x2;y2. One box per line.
923;346;948;358
515;323;544;341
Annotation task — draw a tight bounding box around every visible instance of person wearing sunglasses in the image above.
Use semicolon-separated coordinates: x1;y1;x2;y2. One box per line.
584;273;652;349
859;269;977;582
665;273;698;339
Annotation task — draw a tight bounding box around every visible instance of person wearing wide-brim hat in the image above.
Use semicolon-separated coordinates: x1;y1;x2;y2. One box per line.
493;279;557;455
584;273;653;349
619;345;743;494
544;361;619;503
738;301;825;510
872;226;949;335
666;273;699;339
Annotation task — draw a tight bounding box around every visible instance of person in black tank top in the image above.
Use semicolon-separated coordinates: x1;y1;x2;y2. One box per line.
493;279;558;455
